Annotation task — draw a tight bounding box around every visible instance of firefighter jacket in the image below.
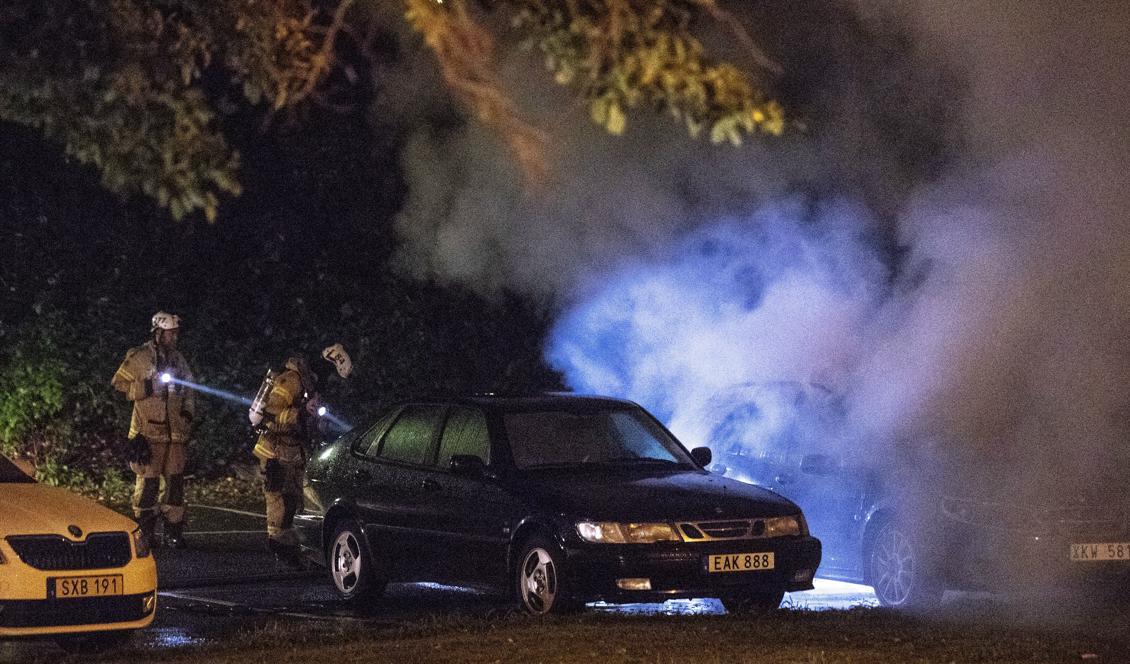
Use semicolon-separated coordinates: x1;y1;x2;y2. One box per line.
252;368;310;466
111;341;196;444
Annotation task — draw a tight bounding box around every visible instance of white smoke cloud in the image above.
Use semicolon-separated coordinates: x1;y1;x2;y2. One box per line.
383;1;1130;488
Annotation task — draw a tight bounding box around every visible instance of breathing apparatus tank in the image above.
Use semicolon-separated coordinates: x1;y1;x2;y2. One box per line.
248;367;276;431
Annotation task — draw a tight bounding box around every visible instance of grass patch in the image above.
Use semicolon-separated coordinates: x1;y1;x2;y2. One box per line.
47;604;1130;664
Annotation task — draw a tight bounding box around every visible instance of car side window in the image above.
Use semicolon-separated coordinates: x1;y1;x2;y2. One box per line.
354;409;400;457
437;407;490;468
377;405;444;466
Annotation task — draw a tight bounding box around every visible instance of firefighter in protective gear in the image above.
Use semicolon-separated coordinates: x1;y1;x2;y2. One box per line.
251;345;351;568
111;311;197;550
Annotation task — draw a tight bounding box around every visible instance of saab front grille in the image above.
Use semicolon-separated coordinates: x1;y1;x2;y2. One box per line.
679;519;768;541
0;593;153;628
5;532;132;570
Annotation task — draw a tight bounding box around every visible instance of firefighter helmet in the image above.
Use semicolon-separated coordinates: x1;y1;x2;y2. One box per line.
321;343;352;379
151;311;181;332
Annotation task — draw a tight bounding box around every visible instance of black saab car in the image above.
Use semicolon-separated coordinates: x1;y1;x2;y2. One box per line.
295;395;821;614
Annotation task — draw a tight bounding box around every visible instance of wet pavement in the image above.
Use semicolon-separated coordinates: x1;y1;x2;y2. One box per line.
0;504;879;661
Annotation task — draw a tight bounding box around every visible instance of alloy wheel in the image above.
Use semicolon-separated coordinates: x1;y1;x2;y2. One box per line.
332;530;363;595
519;547;558;614
872;526;916;606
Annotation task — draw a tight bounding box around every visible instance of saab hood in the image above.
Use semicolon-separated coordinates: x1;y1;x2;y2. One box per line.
514;469;800;521
0;483;137;538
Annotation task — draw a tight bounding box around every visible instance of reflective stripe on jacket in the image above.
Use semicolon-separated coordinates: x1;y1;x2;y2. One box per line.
252;368;307;464
111;341;196;444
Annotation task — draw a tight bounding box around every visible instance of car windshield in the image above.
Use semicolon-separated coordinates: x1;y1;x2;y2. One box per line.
505;408;695;470
0;456;34;483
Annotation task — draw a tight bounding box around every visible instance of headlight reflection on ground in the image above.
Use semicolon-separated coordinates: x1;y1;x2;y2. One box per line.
589;578;878;615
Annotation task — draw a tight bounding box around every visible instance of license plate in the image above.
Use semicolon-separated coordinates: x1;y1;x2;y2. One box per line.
1070;543;1130;562
705;552;775;573
51;574;125;598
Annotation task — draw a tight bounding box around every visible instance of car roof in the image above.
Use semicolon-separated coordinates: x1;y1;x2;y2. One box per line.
397;393;640;413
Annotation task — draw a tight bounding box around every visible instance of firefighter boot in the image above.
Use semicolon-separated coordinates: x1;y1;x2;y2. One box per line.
164;519;188;550
267;537;305;571
137;511;160;551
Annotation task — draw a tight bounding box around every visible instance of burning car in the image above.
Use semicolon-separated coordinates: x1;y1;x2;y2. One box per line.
681;382;1130;609
296;394;821;614
0;454;157;650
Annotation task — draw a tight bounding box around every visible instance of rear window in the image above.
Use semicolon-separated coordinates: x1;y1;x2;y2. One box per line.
0;456;34;483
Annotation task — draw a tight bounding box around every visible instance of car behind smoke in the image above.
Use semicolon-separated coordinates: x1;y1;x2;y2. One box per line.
684;383;1130;609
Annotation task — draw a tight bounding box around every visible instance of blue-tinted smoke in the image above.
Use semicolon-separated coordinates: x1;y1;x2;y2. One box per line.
547;198;888;454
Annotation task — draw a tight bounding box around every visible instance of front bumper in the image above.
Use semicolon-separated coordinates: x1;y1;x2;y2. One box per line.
0;541;157;637
0;591;157;636
940;523;1130;592
563;535;821;603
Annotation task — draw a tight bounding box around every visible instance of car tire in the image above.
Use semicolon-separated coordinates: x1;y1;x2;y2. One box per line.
327;518;386;603
55;630;133;654
720;589;785;615
867;520;942;610
514;535;579;615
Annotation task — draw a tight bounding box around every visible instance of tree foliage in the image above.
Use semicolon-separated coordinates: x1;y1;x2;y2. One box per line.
0;0;785;221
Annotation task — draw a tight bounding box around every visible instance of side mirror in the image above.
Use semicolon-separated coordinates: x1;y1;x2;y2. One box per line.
449;454;486;478
690;447;713;468
801;453;837;476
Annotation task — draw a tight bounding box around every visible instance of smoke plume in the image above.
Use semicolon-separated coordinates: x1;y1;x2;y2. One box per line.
383;1;1130;499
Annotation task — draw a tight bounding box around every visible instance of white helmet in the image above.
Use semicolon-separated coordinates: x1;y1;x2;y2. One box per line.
151;311;181;332
321;343;352;379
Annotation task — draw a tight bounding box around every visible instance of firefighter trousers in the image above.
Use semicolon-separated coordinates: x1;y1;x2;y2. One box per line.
131;439;187;531
262;459;305;547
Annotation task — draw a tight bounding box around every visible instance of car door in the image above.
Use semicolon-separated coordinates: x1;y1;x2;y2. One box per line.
776;448;870;577
418;406;518;586
351;403;446;579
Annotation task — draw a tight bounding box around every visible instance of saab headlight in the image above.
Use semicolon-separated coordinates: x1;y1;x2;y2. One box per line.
576;521;680;544
764;515;803;537
132;528;151;558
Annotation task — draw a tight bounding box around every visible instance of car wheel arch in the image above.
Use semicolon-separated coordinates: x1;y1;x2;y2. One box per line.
861;508;894;585
507;518;562;592
322;502;363;559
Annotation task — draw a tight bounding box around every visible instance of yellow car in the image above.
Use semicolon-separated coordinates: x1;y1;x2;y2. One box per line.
0;455;157;650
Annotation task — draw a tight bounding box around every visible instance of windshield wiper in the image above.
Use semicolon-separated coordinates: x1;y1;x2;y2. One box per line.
599;457;683;466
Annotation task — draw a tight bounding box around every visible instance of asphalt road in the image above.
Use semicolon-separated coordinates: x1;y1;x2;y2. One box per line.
0;504;878;661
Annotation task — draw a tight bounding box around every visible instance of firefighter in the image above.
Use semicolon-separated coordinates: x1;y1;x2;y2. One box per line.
111;311;197;550
249;345;352;568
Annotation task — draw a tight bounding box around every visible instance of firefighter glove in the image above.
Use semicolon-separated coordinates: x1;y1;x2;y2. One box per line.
126;437;152;466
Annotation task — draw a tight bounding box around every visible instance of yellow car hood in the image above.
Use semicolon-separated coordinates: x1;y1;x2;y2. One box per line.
0;483;137;538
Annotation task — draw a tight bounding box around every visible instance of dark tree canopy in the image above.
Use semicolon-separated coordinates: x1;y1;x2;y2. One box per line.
0;0;785;221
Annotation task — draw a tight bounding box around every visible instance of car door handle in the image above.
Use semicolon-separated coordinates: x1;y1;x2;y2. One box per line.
420;478;442;492
775;473;795;485
354;468;372;484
